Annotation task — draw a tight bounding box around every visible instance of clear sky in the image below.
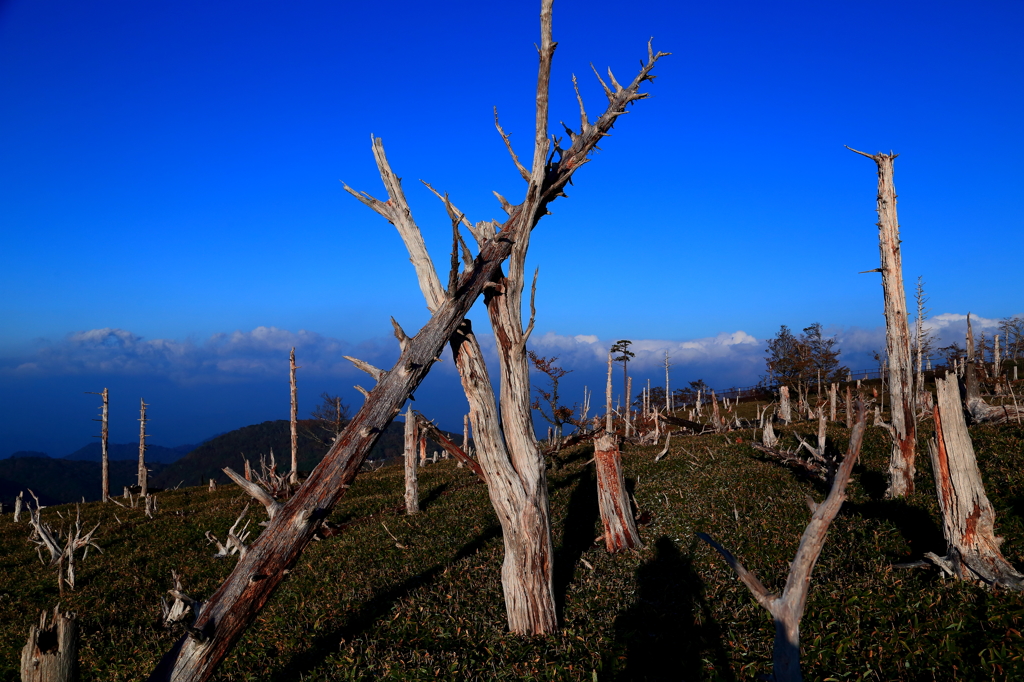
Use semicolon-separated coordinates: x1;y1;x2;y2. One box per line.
1;0;1022;456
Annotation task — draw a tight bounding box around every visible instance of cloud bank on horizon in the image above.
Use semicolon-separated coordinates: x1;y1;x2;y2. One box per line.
4;311;1010;387
1;311;1016;457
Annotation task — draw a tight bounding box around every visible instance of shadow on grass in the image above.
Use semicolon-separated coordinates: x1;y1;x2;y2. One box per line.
419;481;451;511
610;536;735;681
553;468;599;621
270;523;501;681
845;499;945;560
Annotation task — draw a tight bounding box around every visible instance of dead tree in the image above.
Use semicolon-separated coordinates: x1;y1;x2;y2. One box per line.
86;388;109;502
848;147;916;498
138;398;149;497
700;401;868;682
404;405;419;515
923;373;1024;588
147;6;666;677
289;348;299;485
21;607;77;682
594;350;642;552
412;411;485;482
778;386;791;424
962;318;1024;423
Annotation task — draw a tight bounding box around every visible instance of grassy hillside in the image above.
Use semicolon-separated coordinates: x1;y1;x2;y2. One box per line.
1;421;1022;680
0;457;164;507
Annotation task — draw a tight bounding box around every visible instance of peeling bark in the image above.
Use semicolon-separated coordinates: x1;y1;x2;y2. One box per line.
926;373;1023;589
404;405;419;515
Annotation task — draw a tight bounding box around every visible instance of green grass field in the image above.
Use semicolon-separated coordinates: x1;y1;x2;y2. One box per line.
2;420;1023;680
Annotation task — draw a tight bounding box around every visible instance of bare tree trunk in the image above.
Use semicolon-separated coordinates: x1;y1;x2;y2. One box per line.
147;6;667;676
829;383;837;422
779;386;791;424
404;405;418;515
137;398;148;497
700;401;868;682
21;608;77;682
927;373;1023;589
289;348;299;485
848;148;917;498
711;389;723;432
412;411;485;481
664;351;672;414
595;350;641;552
845;386;853;429
87;389;110;503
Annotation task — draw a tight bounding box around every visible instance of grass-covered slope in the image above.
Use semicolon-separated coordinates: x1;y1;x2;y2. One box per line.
1;422;1022;680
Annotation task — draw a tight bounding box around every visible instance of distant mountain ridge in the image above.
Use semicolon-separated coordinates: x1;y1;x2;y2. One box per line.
63;442;195;464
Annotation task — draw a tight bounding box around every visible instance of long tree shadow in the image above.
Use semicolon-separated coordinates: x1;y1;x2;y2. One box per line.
610;536;735;682
419;481;451;511
553;468;600;620
845;499;945;561
270;523;501;681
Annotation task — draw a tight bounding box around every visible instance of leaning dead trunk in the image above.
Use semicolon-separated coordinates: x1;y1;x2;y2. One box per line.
148;7;666;676
926;373;1024;589
21;608;77;682
700;401;868;682
594;350;641;552
848;147;916;498
403;405;418;515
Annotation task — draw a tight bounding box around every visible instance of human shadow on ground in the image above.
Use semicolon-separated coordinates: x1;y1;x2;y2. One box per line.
610;536;735;681
553;468;600;620
270;523;501;681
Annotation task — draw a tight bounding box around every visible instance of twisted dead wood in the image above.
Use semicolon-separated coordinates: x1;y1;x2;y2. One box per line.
149;8;668;678
700;401;867;682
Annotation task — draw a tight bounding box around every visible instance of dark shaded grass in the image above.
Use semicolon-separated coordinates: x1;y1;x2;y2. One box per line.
0;423;1022;680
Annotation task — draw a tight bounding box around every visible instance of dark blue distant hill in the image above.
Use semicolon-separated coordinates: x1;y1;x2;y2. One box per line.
8;451;50;459
62;442;194;464
0;456;165;506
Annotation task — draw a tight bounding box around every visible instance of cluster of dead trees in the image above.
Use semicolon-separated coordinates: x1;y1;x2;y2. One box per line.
17;3;1023;680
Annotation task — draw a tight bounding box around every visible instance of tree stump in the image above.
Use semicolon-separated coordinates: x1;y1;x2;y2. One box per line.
594;433;641;552
21;608;77;682
927;373;1023;588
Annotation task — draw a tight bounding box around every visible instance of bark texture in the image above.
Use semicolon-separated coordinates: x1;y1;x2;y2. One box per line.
148;4;666;676
289;348;299;485
403;406;419;515
779;386;791;424
848;147;916;498
700;401;868;682
927;373;1023;589
138;398;149;497
87;389;109;503
21;608;77;682
594;433;641;552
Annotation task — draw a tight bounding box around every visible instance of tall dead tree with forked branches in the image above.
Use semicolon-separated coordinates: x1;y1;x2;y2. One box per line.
848;147;916;498
148;4;667;678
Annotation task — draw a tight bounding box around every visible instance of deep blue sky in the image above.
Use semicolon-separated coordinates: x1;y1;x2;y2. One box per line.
2;0;1021;456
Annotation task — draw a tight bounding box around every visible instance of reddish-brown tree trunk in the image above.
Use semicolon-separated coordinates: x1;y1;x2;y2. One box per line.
928;373;1023;589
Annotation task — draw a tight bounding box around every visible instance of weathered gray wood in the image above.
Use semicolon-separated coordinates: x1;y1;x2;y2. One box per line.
404;405;418;515
927;373;1024;589
148;6;666;677
848;148;916;497
779;386;791;424
21;608;77;682
86;389;109;502
138;398;149;497
700;401;868;682
412;411;485;482
289;348;299;485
